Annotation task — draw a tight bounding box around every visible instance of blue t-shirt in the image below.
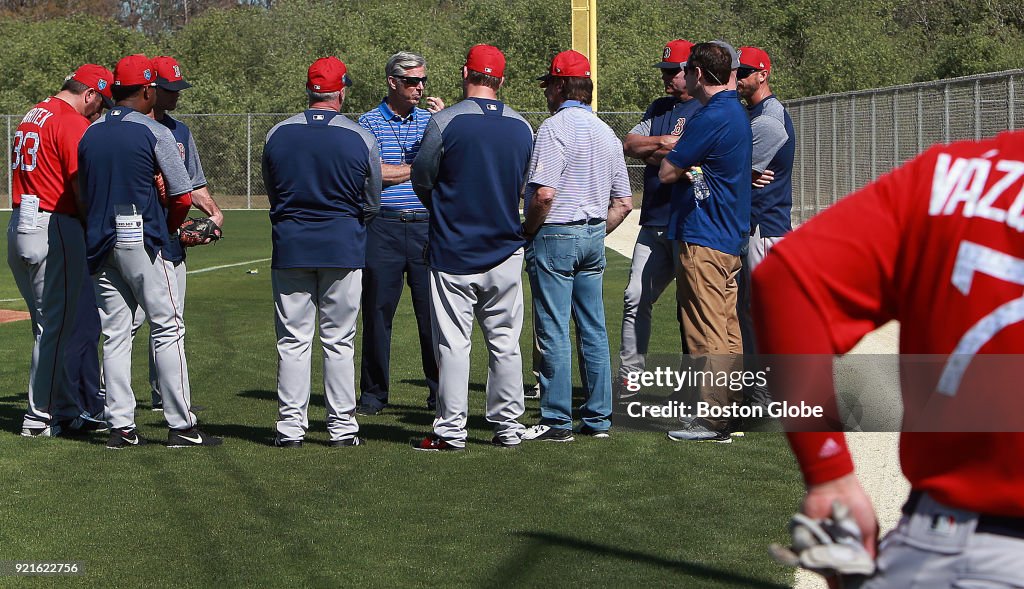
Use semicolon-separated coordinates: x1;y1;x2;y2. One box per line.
262;109;382;269
79;106;194;274
665;90;752;256
411;97;534;275
748;95;795;237
635;96;703;226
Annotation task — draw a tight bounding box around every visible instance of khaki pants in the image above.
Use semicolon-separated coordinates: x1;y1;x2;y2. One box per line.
675;242;742;431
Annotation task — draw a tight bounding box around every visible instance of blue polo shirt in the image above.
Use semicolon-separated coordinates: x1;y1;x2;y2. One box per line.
633;96;703;226
411;97;533;275
79;106;194;273
263;109;382;269
359;99;430;212
665;90;752;256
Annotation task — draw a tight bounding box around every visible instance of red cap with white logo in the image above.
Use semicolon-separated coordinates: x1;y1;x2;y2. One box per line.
465;44;506;78
152;56;193;91
538;50;591;81
738;46;771;74
654;39;693;69
69;64;114;107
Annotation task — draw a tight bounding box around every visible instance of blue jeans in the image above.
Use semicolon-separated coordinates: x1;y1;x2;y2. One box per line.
526;222;612;431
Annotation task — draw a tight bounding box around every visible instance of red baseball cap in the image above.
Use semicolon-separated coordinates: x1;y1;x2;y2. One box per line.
465;44;505;78
114;54;157;87
68;64;114;108
654;39;693;69
152;56;192;91
538;50;591;81
306;56;352;93
739;46;771;73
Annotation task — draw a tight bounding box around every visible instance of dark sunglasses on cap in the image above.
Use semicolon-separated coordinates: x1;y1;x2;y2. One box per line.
737;67;761;80
392;75;427;86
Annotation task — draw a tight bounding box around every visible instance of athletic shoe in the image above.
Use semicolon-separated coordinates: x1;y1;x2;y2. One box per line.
355;404;384;416
522;424;574;442
666;421;732;444
523;382;541;400
151;392;163;412
106;427;146;449
328;436;364;448
490;435;521;448
413;434;462;452
60;415;109;435
614;375;639;401
20;423;61;438
167;427;223;448
274;437;302;448
575;424;611;438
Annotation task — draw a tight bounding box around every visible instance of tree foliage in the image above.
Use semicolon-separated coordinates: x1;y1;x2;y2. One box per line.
0;0;1022;116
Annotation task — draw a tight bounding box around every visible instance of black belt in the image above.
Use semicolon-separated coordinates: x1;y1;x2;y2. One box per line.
903;491;1024;539
379;210;429;222
543;218;605;227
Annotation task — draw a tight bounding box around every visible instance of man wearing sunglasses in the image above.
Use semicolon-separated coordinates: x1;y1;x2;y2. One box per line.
735;46;795;408
658;41;752;443
616;39;702;400
356;52;445;417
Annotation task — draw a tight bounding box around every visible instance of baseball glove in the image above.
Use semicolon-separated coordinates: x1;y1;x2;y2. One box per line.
178;217;223;247
768;501;876;578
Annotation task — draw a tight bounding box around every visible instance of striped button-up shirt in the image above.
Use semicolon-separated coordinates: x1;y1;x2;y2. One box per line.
525;101;631;223
359;99;431;212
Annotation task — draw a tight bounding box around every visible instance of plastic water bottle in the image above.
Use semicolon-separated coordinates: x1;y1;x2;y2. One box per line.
691;166;711;203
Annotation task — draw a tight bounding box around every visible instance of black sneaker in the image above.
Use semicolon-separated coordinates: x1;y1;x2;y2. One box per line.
106;428;146;449
167;427;223;448
490;435;520;448
575;424;611;438
522;424;574;442
328;436;364;448
355;404;384;416
274;437;302;448
413;434;463;451
523;382;541;400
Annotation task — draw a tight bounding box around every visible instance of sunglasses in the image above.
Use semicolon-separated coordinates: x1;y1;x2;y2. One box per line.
392;75;427;87
737;68;761;80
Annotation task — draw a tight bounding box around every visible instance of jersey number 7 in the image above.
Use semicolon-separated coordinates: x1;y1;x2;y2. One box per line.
938;240;1024;395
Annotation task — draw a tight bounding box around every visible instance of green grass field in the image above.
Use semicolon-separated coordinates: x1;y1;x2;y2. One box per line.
0;210;802;588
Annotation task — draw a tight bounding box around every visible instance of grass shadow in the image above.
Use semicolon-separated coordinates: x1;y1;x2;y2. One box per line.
480;531;789;589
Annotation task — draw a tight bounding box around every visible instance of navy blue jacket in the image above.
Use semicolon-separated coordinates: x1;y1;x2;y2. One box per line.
411;97;534;274
79;106;194;273
262;109;381;269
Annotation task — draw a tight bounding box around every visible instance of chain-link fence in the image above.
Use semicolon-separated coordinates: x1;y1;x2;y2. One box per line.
787;69;1024;224
0;110;646;210
5;71;1022;214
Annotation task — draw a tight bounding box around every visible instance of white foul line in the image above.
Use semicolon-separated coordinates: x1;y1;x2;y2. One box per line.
186;257;271;275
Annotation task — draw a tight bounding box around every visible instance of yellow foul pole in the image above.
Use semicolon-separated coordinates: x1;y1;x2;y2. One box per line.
570;0;598;111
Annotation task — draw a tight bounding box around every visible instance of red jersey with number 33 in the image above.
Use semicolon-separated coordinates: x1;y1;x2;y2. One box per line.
11;96;90;215
769;130;1024;517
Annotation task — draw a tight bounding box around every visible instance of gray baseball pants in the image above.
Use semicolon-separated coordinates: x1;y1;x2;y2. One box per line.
859;492;1024;588
7;210;86;428
273;268;361;443
430;249;526;448
93;244;196;431
618;225;676;380
132;260;186;403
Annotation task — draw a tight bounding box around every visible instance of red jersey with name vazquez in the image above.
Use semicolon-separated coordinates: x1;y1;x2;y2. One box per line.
770;130;1024;517
11;96;90;215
